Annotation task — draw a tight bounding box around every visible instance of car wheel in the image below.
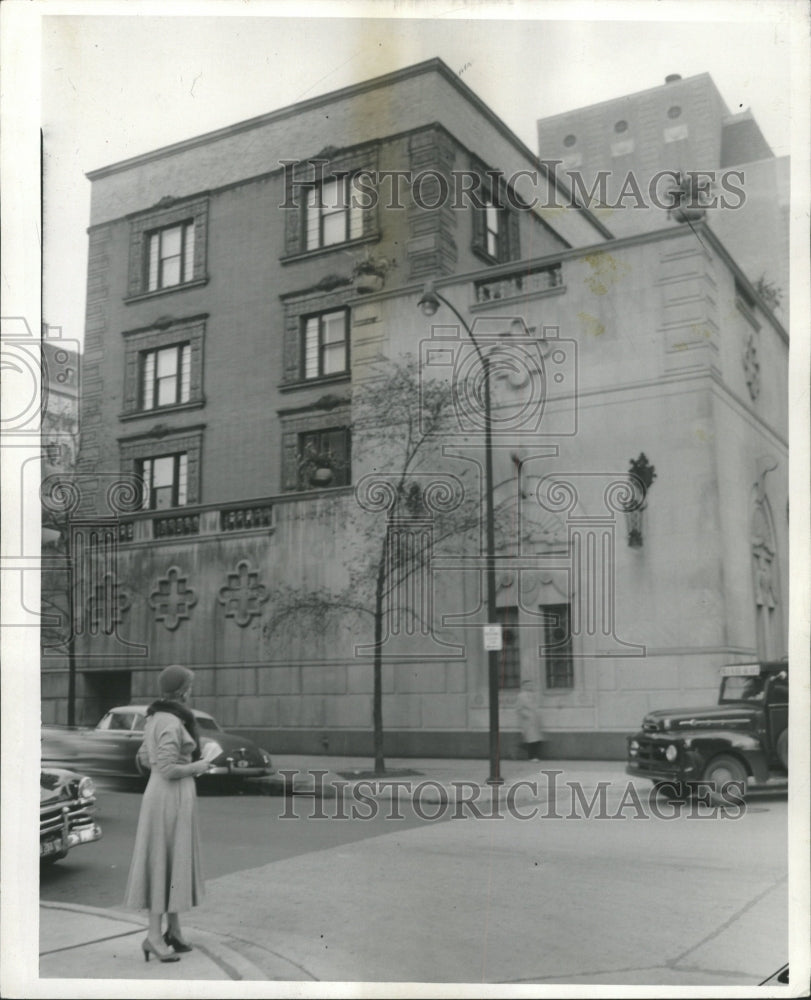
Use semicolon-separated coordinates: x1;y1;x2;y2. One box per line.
652;780;690;801
776;729;788;770
702;754;747;805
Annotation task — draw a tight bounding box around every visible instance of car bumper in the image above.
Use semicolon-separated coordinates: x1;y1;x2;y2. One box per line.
40;822;102;858
625;761;689;782
203;763;274;778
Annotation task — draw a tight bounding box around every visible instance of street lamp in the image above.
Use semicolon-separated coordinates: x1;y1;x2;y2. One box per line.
417;281;502;785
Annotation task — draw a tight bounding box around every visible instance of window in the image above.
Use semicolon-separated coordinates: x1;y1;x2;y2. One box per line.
471;165;519;264
120;428;203;506
138;453;188;509
127;197;208;300
485;195;501;259
146;222;195;291
304;176;363;250
297;427;350;489
541;603;574;689
496;606;521;690
122;317;205;416
140;343;191;409
301;311;348;379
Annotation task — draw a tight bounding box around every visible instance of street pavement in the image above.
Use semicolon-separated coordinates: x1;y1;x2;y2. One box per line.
35;754;789;989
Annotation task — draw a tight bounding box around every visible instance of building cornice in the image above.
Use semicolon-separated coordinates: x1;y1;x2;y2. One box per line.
85;57;612;241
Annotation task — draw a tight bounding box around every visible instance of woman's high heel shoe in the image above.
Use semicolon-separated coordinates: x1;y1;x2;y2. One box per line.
142;937;181;963
164;929;193;953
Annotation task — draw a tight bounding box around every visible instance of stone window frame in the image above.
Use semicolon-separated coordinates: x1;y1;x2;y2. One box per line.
282;144;379;260
300;307;350;381
121;315;206;418
119;426;204;507
281;285;353;388
279;403;351;492
469;157;520;266
126;196;209;301
540;601;575;690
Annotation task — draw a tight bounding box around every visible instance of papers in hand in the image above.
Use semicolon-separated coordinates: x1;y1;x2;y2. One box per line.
200;742;221;763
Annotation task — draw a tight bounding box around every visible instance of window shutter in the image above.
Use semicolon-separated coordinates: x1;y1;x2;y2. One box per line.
179;344;191;403
282;432;300;491
183;224;195;282
504;209;520;262
141;352;155;409
472;201;487;258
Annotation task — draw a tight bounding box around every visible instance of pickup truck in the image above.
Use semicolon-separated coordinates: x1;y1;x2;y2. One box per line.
626;660;788;802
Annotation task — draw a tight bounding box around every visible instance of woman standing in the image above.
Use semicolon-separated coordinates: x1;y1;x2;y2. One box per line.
124;664;213;962
517;679;545;762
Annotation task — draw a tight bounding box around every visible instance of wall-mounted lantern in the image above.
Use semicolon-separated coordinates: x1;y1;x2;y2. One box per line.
624;453;656;548
666;172;712;224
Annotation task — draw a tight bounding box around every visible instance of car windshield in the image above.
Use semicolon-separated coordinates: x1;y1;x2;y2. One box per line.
719;674;767;703
195;716;221;732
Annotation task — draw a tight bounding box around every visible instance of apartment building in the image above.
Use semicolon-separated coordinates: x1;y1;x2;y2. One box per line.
46;60;787;758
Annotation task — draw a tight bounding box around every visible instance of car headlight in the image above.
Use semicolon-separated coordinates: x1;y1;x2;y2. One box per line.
78;776;96;799
260;750;271;765
665;744;679;762
628;740;639;757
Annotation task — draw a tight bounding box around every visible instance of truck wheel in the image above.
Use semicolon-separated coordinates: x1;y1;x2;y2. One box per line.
776;729;788;770
702;755;747;806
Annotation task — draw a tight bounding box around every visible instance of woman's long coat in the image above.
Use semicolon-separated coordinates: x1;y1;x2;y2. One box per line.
516;690;544;743
124;712;205;913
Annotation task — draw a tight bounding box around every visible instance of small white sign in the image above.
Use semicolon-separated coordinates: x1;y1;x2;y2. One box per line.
483;625;503;651
720;663;761;677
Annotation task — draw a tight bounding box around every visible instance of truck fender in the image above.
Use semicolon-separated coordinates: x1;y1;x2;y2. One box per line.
688;733;769;782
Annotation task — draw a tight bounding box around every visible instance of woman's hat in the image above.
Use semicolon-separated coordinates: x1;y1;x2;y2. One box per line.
158;663;195;697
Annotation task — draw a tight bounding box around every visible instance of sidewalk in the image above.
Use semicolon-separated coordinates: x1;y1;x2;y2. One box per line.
40;755;633;983
39;901;275;981
262;752;633;803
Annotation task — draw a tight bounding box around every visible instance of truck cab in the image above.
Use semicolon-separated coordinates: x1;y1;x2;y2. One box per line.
626;661;788;801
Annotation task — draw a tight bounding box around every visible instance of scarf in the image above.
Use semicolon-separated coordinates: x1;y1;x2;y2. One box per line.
146;699;202;761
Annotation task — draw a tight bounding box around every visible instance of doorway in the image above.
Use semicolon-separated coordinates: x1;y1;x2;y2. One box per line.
80;670;132;726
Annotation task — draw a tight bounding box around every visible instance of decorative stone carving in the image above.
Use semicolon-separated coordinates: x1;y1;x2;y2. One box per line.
218;560;269;627
149;566;197;630
87;573;132;633
743;333;760;401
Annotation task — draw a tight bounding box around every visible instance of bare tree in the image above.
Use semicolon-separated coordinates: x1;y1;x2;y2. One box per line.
265;355;487;774
265;354;553;774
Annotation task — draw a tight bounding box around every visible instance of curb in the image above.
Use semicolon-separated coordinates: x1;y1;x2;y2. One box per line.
264;769;636;806
40;901;270;981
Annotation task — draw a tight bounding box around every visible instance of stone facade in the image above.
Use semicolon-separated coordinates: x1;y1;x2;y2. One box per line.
50;60;788;758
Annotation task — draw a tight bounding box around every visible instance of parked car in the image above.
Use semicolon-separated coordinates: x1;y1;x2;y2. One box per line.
43;706;273;783
40;767;102;864
626;660;788;803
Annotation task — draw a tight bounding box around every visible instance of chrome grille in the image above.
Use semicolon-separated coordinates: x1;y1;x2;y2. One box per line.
633;739;670;771
40;799;96;838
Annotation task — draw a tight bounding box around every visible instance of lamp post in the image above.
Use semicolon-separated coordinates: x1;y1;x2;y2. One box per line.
417;281;502;785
